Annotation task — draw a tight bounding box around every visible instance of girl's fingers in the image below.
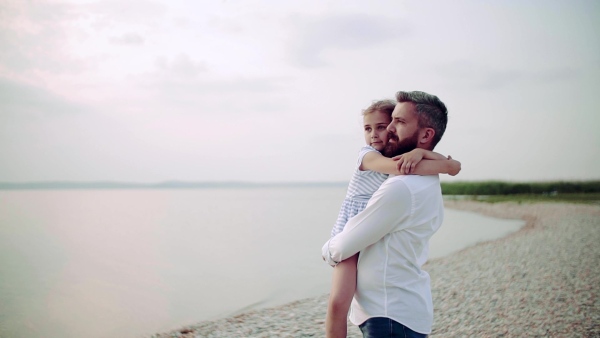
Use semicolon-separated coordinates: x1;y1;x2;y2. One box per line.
397;159;404;172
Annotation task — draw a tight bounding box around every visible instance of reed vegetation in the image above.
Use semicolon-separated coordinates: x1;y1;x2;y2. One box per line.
441;180;600;203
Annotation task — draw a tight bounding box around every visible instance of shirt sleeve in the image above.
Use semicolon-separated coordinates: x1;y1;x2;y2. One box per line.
322;178;413;266
356;145;381;169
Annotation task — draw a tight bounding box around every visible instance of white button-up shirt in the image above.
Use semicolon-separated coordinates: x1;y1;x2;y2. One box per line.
322;174;444;334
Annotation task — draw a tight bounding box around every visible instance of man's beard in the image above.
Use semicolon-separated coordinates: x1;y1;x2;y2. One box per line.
383;129;420;157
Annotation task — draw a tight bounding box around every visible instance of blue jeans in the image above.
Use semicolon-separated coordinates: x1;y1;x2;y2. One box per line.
359;317;428;338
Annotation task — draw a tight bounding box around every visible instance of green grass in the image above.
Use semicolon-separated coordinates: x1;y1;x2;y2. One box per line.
444;193;600;204
441;180;600;196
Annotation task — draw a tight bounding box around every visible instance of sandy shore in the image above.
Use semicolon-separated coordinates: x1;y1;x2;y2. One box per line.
152;201;600;337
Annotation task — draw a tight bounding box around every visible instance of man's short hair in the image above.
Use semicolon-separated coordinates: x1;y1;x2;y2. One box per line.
396;91;448;148
362;99;396;117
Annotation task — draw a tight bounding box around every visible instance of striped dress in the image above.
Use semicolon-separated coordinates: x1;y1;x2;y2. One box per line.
330;145;388;237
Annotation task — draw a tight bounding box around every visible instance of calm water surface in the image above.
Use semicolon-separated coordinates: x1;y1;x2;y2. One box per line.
0;188;523;338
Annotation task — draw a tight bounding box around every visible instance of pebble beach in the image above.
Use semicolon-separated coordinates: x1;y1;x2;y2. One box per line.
153;201;600;337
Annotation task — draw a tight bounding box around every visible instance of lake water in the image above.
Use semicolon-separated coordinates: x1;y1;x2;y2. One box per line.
0;188;523;338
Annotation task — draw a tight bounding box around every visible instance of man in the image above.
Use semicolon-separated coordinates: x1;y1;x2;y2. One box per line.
322;91;450;337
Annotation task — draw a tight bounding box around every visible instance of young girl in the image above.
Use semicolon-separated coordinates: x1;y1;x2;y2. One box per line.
325;100;461;338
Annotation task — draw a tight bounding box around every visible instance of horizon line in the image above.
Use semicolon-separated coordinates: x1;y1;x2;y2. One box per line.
1;179;599;190
0;180;350;190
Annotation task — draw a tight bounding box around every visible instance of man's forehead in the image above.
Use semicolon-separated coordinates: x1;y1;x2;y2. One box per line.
392;102;417;119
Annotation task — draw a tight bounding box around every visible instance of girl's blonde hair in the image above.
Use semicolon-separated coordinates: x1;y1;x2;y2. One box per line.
362;99;396;117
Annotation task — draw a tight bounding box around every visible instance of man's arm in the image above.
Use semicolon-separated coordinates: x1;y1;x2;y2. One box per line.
322;179;412;266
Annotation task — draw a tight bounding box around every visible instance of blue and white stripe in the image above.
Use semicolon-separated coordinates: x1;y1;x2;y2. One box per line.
330;146;388;237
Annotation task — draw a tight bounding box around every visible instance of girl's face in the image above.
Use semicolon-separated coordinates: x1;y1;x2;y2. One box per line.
363;111;392;151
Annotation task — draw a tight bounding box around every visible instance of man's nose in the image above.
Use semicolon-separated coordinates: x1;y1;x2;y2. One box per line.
387;124;394;133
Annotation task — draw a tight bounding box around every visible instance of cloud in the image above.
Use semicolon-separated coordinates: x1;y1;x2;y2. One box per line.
0;77;87;119
286;13;409;67
0;1;84;73
436;61;578;90
109;33;145;45
527;68;578;83
155;54;207;79
142;54;291;106
250;99;290;114
137;75;291;114
83;0;167;29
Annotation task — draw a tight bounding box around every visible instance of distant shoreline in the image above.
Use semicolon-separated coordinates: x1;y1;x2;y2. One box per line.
2;179;599;193
0;181;350;190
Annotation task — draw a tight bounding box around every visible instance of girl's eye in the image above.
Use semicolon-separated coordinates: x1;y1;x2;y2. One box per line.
365;127;371;132
377;126;386;130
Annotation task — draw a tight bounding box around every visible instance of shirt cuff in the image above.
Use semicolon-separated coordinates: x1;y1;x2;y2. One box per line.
321;239;339;267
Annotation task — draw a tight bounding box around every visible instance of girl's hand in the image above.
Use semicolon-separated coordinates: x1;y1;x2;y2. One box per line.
446;155;462;176
394;149;425;175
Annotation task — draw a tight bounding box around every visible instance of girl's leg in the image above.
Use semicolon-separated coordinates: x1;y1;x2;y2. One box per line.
325;253;358;338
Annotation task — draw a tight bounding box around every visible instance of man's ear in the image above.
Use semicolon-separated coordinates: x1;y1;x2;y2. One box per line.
419;128;436;145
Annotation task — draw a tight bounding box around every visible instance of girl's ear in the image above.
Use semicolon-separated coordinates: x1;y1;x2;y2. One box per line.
419;128;436;145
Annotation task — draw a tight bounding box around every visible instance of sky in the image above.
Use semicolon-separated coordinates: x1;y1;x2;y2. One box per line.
1;0;599;183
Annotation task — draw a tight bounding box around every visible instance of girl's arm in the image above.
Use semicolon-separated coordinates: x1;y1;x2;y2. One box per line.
360;151;402;175
361;149;461;176
395;148;461;176
410;157;461;176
